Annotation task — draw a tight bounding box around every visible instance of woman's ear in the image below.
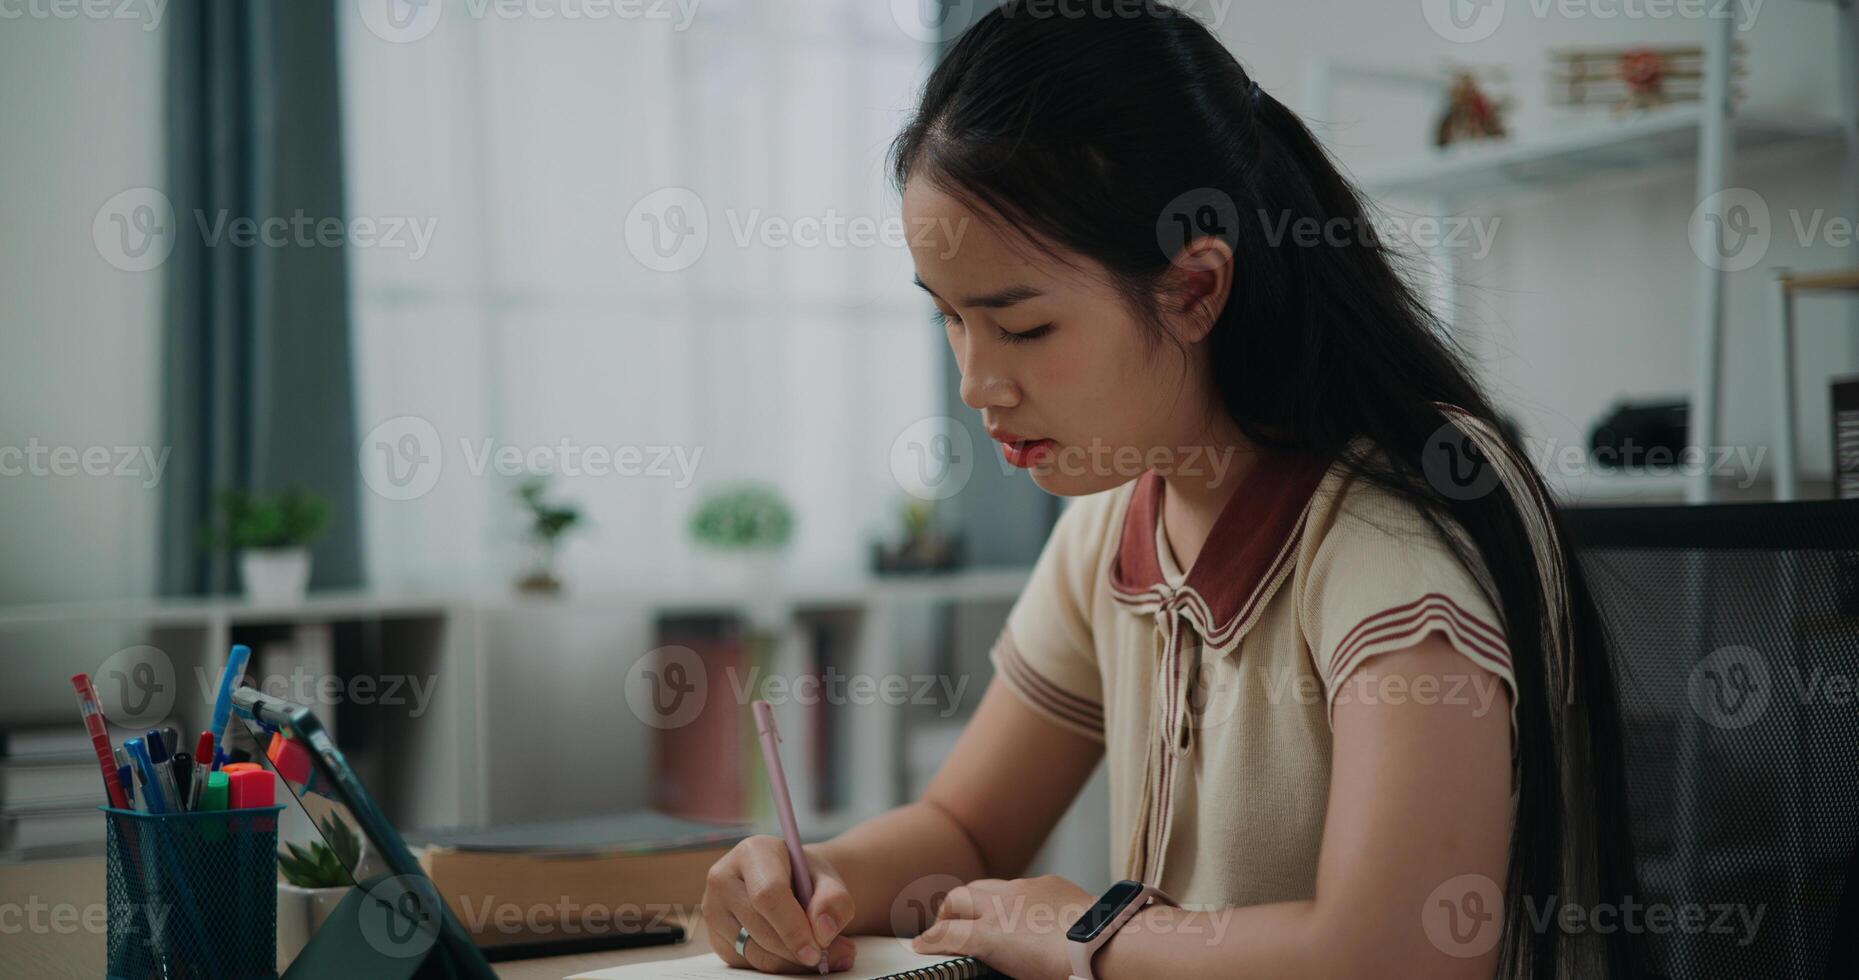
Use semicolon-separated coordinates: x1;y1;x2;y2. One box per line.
1159;235;1235;345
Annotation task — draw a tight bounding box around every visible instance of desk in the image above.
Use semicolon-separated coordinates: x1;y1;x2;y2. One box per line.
0;856;709;978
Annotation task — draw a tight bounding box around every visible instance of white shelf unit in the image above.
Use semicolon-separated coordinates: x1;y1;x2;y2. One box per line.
1311;7;1859;505
1355;105;1842;201
0;570;1028;846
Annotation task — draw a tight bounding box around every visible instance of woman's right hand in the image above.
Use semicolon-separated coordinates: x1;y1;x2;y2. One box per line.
702;835;857;973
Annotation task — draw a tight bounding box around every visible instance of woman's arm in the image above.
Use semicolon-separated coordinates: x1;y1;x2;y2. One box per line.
820;678;1105;934
916;636;1514;980
701;676;1103;971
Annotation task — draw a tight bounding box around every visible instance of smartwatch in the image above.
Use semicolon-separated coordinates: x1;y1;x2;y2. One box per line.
1065;879;1176;980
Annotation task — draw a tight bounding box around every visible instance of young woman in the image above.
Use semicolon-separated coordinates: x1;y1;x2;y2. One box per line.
700;5;1643;978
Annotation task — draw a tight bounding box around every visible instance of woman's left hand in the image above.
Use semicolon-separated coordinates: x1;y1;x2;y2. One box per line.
911;874;1095;980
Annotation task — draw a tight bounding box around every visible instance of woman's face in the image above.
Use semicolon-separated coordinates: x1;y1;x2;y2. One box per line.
902;178;1227;497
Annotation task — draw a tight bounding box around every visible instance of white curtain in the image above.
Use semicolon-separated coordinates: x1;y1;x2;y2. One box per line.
338;1;941;590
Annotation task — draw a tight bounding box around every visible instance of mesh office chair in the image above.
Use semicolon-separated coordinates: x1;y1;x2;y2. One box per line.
1566;501;1859;980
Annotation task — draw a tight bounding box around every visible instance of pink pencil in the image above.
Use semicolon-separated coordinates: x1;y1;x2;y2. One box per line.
752;700;827;975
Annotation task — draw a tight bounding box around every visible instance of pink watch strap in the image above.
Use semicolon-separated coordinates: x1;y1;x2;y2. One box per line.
1066;882;1175;980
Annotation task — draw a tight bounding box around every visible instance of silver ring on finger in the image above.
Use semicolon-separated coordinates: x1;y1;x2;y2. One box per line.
735;925;751;959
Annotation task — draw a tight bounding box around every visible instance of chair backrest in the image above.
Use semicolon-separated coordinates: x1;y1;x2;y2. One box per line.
1565;501;1859;980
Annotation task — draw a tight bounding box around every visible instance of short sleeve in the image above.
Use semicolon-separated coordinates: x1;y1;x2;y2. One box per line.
988;492;1115;742
1299;482;1518;731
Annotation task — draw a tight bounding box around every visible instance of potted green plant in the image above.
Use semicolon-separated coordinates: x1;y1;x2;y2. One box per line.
871;497;962;574
275;815;361;966
203;488;330;603
689;483;794;585
514;477;584;593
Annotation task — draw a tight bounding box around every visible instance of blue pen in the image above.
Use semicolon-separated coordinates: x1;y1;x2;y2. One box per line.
125;737;168;814
114;749;135;810
208;644;251;770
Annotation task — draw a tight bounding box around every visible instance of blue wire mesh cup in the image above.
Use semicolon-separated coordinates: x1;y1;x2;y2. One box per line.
103;805;285;980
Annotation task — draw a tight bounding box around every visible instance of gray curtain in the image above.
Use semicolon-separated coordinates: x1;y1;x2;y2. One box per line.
159;0;362;595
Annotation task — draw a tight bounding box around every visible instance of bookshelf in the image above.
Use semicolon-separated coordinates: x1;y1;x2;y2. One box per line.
0;570;1030;856
1314;6;1859;504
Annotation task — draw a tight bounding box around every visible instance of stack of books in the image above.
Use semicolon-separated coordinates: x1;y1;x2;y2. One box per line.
1;726;110;855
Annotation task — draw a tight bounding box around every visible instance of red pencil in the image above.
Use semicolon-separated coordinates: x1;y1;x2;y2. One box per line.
71;674;129;810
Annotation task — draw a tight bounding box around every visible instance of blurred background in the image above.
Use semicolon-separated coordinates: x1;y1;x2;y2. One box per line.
0;0;1852;895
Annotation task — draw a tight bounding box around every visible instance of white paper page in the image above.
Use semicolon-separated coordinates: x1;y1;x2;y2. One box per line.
566;934;979;979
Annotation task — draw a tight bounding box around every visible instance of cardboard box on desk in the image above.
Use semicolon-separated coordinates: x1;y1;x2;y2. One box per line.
412;812;745;947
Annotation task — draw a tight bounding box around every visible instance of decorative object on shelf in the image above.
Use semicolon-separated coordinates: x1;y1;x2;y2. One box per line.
690;483;794;585
1589;400;1688;470
514;477;584;594
871;497;963;575
276;815;360;966
1832;378;1859;501
1435;69;1510;148
203;487;330;603
1551;44;1744;114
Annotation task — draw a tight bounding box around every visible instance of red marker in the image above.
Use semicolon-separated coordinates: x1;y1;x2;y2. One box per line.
71;675;129;809
227;769;274;809
189;731;214;811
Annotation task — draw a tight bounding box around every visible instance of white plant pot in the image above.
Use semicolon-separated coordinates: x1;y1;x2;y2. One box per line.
695;546;787;591
276;882;350;969
240;548;312;603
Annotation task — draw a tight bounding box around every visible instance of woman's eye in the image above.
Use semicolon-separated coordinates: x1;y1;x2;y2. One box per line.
997;323;1052;345
930;308;962;328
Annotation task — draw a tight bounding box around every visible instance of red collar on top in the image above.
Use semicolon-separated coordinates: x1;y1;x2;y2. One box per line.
1108;450;1332;647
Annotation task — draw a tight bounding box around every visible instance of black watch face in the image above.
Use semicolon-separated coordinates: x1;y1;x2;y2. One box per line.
1067;880;1145;943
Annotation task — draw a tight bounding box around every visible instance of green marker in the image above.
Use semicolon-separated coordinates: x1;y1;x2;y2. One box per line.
199;771;231;842
199;771;229;810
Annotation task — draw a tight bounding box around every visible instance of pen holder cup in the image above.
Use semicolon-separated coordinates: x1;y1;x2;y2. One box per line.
103;805;286;980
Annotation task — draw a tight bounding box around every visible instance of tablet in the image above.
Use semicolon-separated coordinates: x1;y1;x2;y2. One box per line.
232;685;499;980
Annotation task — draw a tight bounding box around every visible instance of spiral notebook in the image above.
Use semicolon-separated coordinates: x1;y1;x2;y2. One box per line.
566;935;1000;979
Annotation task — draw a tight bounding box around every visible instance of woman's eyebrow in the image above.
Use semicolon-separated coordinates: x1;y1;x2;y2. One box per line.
912;277;1045;309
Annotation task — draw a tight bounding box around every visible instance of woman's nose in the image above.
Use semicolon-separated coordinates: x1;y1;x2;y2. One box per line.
956;339;1019;412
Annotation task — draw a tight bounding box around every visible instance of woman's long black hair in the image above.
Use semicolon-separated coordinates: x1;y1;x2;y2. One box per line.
892;4;1645;978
